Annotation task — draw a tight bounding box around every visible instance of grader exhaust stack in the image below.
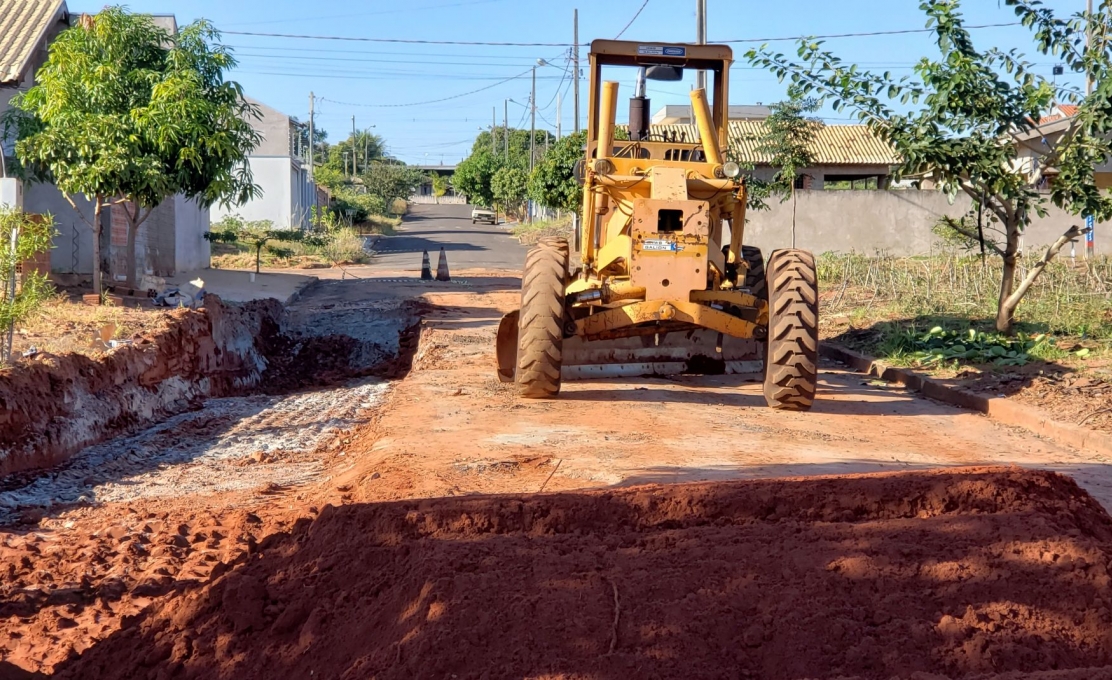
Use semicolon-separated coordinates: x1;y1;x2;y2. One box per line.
496;39;819;410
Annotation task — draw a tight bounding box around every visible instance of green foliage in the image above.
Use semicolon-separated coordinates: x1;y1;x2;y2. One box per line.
330;190;386;225
452;150;500;208
361;163;425;205
747;1;1112;332
313;167;347;192
454;128;554;207
205;215;304;273
4;6;261;291
431;173;449;199
752;93;824;203
817;251;1112;352
0;209;56;361
891;326;1048;367
492;166;529;218
529;131;586;214
324;130;387;175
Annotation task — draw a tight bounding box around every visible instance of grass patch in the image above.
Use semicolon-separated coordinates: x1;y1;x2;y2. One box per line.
211;227;372;270
12;293;170;359
819;251;1112;370
511;216;574;245
362;214;401;236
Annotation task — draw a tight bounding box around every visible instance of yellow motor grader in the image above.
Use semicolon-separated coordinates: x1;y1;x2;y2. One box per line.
496;39;818;410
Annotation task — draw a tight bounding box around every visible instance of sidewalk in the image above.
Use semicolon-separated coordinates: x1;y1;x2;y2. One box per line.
166;268;318;305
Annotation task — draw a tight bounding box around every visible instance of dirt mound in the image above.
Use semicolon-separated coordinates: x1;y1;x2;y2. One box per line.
53;467;1112;680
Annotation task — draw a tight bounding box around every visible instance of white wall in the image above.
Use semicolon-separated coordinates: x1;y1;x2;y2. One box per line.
211;157;294;228
24;182;99;274
174;194;210;272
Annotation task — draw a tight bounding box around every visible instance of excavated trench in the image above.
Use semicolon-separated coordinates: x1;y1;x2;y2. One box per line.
0;292;422;523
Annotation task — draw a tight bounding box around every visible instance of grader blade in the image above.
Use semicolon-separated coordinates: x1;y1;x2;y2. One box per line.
495;310;519;383
562;331;763;380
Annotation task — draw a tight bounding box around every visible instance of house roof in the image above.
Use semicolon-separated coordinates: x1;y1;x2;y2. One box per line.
1039;103;1080;124
642;121;899;166
0;0;66;85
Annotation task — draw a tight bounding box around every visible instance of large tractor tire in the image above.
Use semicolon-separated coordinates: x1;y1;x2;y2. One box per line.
516;237;569;398
741;245;767;301
763;249;818;410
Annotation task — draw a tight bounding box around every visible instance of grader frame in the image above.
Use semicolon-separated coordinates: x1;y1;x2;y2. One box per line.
496;39;819;410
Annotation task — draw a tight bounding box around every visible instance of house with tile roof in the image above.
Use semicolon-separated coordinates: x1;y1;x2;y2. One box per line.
628;119;900;190
0;2;211;282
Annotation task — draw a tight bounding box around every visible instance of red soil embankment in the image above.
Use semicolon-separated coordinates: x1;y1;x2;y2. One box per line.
55;467;1112;680
0;297;283;478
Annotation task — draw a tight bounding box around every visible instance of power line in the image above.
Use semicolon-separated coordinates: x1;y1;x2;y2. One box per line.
320;67;533;108
223;0;507;28
614;0;650;40
222;21;1024;48
716;21;1021;44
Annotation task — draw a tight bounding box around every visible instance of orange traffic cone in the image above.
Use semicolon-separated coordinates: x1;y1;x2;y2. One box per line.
420;250;433;280
436;247;451;282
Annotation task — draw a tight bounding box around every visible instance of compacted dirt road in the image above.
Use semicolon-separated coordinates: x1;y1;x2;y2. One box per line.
7;207;1112;678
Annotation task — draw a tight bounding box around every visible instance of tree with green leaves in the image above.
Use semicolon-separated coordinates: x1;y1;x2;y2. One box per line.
0;209;55;363
4;7;261;296
491;166;529;219
453;128;554;208
752;94;824;247
452;150;501;208
361;162;425;206
431;173;449;204
326;130;388;175
205;215;310;274
529;131;586;214
748;0;1112;333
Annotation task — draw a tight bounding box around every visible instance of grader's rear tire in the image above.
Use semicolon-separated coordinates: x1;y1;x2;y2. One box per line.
763;249;818;411
741;246;767;301
516;238;569;398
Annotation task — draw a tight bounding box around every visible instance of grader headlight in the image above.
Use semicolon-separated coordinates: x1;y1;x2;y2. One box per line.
593;158;616;175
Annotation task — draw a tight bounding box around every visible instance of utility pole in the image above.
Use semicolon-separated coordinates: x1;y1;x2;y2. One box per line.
308;92;316;227
530;66;537;173
351;115;357;176
530;65;537;223
1087;0;1094;95
573;9;580;134
557;91;562;140
504;99;509;160
492;106;497;154
695;0;707;91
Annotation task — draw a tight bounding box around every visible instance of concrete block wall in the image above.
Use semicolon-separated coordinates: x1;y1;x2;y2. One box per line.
743;190;1111;257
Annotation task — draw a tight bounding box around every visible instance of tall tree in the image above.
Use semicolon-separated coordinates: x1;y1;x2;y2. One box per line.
752;94;824;247
5;7;261;294
529;131;586;214
748;0;1112;333
326;130;388;175
491;166;529;219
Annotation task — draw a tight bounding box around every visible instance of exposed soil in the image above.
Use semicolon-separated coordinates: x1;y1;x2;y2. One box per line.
11;290;172;360
51;468;1112;680
8;268;1112;678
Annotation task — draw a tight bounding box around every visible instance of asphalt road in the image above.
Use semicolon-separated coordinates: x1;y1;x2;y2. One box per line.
371;203;528;272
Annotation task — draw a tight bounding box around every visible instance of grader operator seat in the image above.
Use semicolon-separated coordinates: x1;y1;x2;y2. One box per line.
496;39;820;411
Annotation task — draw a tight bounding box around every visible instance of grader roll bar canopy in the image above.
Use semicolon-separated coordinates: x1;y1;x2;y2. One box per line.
496;39;820;410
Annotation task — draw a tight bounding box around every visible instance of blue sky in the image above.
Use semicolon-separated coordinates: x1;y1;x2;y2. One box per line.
85;0;1090;164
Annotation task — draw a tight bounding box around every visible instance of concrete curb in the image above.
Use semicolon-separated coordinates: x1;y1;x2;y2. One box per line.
820;342;1112;457
284;277;319;306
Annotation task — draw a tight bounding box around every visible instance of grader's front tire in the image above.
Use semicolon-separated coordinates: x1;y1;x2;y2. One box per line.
516;238;569;398
763;249;818;411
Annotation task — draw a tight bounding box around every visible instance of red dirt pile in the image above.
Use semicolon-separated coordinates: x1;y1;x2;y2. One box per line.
51;467;1112;680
